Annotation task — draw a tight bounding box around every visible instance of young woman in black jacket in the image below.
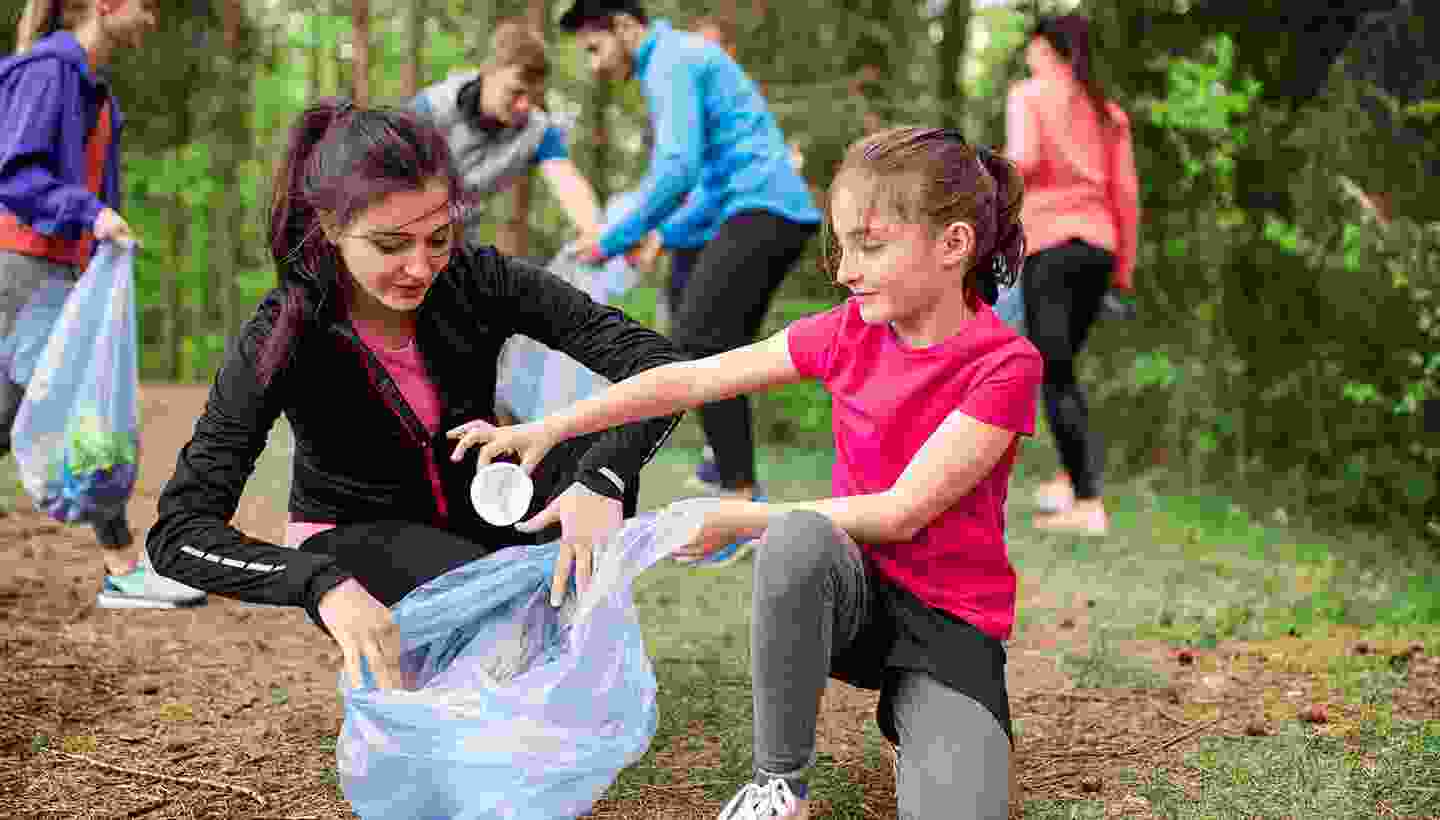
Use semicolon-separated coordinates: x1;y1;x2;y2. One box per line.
147;99;683;689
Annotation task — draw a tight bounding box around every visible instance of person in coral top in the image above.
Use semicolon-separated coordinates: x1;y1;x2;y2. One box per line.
0;0;206;608
1005;14;1140;536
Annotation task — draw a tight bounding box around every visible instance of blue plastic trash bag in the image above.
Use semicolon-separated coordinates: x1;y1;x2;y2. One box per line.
993;280;1025;335
10;241;139;524
496;193;639;424
496;247;634;423
337;499;716;820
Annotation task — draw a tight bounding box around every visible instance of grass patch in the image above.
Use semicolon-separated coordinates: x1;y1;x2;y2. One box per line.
1061;630;1169;690
1006;435;1440;649
1020;801;1106;819
1138;719;1440;818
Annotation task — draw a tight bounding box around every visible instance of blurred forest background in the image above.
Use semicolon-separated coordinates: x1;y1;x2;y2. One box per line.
1;0;1435;539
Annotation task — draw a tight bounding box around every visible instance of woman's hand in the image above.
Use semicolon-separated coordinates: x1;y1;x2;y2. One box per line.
515;482;623;607
318;578;403;690
671;500;764;563
93;208;136;246
447;418;560;471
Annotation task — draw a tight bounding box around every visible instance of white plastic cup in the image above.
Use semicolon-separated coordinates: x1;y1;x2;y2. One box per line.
470;461;535;527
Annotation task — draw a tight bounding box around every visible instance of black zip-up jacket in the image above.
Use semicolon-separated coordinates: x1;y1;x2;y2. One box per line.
147;245;682;621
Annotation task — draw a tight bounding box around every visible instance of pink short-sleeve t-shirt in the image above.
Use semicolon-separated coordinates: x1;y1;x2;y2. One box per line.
787;299;1043;640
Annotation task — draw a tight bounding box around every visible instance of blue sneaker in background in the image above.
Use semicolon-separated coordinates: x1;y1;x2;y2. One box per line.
684;445;723;491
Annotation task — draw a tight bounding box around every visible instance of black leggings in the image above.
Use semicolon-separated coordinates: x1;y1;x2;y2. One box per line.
668;210;816;488
1021;239;1115;500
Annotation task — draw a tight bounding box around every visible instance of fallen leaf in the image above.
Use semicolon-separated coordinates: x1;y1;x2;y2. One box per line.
158;702;195;722
61;735;98;754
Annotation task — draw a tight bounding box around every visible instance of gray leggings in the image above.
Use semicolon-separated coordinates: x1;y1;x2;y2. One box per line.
752;510;1011;819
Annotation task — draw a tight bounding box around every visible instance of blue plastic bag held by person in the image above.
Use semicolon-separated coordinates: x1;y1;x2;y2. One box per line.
496;193;641;423
337;498;716;820
993;280;1025;335
10;241;139;523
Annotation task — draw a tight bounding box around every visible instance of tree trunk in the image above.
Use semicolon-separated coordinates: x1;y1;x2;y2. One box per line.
845;0;893;131
588;80;612;205
497;0;547;258
403;0;424;97
352;0;371;105
309;9;324;98
215;0;246;343
936;0;973;131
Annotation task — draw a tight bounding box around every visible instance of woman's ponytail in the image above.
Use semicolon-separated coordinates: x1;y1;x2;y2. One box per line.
258;97;354;386
16;0;63;52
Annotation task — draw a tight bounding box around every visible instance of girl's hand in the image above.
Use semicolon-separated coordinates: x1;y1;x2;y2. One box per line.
447;417;559;471
671;500;763;563
626;231;663;271
93;208;136;246
318;578;403;690
572;238;606;265
515;482;623;607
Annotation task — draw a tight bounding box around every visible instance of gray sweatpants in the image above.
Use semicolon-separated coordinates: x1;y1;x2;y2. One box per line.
752;510;1011;819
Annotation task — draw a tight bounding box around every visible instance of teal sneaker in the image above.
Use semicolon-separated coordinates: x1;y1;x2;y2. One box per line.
97;561;207;609
689;485;767;568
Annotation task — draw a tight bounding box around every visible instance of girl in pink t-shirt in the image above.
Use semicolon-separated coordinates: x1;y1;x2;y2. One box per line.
451;127;1042;820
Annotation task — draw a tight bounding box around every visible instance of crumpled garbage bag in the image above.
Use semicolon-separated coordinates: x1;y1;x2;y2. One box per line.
337;499;716;820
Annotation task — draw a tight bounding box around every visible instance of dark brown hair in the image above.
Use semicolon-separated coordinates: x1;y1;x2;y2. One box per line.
259;99;465;385
1032;15;1116;126
824;126;1025;304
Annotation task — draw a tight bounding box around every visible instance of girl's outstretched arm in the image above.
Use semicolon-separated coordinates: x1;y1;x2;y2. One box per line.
673;410;1018;559
449;329;802;468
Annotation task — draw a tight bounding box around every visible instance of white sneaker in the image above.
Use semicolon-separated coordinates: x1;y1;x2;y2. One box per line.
97;557;207;609
1033;475;1075;513
1033;502;1109;537
717;778;808;820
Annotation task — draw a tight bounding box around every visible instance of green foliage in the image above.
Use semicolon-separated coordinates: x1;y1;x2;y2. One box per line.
79;0;1436;539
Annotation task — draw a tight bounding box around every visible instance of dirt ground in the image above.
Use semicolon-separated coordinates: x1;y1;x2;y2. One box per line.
1;384;1436;819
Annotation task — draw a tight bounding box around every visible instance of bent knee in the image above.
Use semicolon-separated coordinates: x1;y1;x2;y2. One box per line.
754;511;849;584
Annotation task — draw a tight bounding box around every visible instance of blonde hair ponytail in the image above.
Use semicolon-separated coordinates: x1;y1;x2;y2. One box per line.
16;0;89;52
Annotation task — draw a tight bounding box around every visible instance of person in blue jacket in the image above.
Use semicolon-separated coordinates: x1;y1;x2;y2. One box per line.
0;0;206;608
561;1;821;565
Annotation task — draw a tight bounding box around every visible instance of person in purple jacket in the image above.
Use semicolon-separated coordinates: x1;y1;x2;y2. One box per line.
1;0;206;608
